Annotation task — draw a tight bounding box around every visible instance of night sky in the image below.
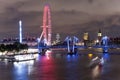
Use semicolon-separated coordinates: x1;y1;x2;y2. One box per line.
0;0;120;40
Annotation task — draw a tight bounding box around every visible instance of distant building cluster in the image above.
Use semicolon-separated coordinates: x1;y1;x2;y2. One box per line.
0;37;38;47
1;37;37;43
0;29;120;47
109;37;120;45
82;29;102;46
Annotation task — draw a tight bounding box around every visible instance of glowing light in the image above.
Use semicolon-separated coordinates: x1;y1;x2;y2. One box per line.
89;56;101;67
67;55;71;58
88;53;93;58
100;57;104;65
27;48;38;53
67;55;71;62
102;36;109;47
96;39;99;43
72;54;75;57
14;62;24;74
103;53;110;61
46;56;50;60
98;33;102;37
19;20;22;43
45;49;52;56
13;60;34;78
45;49;52;60
0;52;2;55
37;38;40;42
92;56;99;61
83;32;89;40
41;4;52;46
19;20;22;26
92;65;100;78
14;54;36;62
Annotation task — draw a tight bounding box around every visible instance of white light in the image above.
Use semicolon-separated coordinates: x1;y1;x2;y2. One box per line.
27;48;38;53
14;54;36;61
19;20;22;27
19;20;22;43
100;57;104;65
92;65;100;78
92;57;99;61
96;39;99;43
45;49;52;55
37;38;40;42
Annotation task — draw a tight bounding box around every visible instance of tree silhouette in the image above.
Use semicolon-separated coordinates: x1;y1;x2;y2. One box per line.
0;42;28;55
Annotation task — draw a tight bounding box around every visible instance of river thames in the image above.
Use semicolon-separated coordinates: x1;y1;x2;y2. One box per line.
0;48;120;80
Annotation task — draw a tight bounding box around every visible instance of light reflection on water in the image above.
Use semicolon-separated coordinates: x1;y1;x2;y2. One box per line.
91;52;111;79
0;50;120;80
92;65;101;78
103;53;110;61
13;60;34;80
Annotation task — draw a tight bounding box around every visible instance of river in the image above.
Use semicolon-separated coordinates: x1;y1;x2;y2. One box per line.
0;49;120;80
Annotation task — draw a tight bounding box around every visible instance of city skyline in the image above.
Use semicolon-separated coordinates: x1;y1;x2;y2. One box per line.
0;0;120;40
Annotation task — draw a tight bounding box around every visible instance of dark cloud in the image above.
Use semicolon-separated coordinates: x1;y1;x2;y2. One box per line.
0;0;120;40
88;0;94;3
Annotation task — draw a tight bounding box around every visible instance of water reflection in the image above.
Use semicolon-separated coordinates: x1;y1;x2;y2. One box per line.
35;55;57;80
91;52;111;79
67;54;78;62
92;65;101;78
13;60;34;80
101;52;111;75
0;50;120;80
66;56;78;80
103;53;110;61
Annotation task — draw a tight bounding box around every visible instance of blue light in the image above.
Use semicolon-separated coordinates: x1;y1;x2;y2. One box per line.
66;55;71;62
72;54;75;57
13;62;29;80
103;53;110;60
67;55;71;58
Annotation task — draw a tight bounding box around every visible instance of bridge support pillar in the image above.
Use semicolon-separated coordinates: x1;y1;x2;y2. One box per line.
103;46;108;53
102;36;109;53
66;36;78;55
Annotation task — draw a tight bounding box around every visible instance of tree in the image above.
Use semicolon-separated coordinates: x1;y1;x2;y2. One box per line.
0;42;29;55
0;44;6;54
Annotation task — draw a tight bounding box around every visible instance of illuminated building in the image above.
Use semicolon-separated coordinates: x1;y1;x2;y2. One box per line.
97;29;102;41
83;32;89;41
56;33;60;42
96;29;102;45
83;32;89;46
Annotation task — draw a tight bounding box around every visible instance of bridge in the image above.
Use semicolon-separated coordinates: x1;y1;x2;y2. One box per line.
36;4;120;55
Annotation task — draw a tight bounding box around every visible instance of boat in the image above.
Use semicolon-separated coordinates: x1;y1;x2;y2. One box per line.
89;56;104;68
8;54;36;62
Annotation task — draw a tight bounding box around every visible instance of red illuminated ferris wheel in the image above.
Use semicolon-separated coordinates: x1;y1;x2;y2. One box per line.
40;4;52;46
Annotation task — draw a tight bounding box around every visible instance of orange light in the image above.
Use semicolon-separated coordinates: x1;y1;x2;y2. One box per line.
88;53;93;58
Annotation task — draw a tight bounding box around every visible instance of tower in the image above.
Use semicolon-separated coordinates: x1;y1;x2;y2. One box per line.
83;32;89;46
19;20;22;43
83;32;89;41
97;29;102;45
98;29;102;41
